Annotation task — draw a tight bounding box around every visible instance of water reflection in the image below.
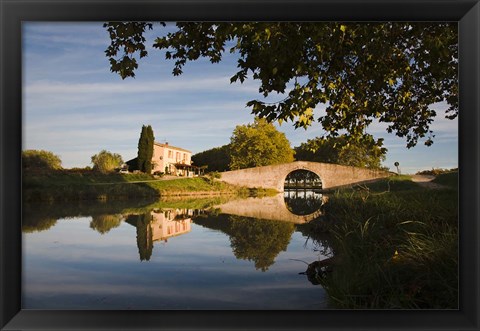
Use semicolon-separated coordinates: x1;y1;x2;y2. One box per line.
90;214;123;234
194;214;294;271
23;194;328;263
284;189;324;216
23;194;327;265
124;209;194;261
214;193;323;224
22;197;157;233
22;195;331;309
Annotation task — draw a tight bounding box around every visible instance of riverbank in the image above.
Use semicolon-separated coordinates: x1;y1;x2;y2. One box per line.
23;170;276;202
301;172;458;309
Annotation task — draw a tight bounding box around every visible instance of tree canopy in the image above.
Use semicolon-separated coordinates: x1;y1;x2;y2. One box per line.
229;117;294;170
294;134;387;169
22;149;62;171
91;150;123;173
191;144;231;172
104;22;457;148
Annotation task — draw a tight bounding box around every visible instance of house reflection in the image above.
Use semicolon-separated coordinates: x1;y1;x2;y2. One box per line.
150;208;193;242
126;208;196;261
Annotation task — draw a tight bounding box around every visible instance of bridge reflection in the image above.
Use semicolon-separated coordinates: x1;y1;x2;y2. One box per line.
284;189;324;216
214;192;325;224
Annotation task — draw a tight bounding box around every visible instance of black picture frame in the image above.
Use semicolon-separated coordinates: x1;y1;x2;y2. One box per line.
1;0;479;330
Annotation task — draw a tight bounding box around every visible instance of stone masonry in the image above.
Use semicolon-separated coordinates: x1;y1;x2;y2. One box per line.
220;161;392;191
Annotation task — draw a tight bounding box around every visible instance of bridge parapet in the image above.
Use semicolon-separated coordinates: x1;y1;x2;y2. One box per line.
220;161;391;191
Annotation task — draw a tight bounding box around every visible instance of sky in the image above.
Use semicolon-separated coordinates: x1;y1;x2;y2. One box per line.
23;22;458;174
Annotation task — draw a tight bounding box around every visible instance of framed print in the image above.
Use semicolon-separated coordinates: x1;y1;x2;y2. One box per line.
1;0;479;330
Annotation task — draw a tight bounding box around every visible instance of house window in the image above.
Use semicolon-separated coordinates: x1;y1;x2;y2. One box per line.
168;150;173;158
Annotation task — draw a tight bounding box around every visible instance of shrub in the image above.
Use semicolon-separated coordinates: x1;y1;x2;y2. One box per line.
22;149;62;171
416;168;457;176
204;171;221;184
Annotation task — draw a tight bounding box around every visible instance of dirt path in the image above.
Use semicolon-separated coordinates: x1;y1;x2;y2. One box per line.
410;175;447;189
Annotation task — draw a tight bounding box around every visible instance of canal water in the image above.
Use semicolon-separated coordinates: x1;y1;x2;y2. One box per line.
22;192;331;310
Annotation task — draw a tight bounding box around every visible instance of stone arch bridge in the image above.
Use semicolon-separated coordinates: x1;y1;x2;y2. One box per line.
220;161;391;192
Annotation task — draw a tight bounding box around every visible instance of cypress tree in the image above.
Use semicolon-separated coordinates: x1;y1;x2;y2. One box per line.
137;125;148;172
144;125;155;173
137;125;155;173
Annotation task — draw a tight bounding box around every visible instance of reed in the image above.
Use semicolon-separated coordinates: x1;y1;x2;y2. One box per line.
313;174;458;309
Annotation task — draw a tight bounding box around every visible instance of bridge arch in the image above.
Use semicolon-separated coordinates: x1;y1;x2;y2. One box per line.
220;161;391;192
281;166;323;191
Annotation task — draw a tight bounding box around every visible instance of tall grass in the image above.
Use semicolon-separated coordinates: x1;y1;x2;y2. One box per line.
316;175;458;309
432;171;458;189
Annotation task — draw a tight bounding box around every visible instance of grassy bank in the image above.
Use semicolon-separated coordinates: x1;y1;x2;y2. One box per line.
306;174;458;309
23;170;268;202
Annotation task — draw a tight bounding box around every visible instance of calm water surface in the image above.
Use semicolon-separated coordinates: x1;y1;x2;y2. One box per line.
22;193;330;309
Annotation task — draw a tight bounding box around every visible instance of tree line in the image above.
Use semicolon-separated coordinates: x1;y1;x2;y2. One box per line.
192;117;387;172
22;125;156;175
22;118;387;175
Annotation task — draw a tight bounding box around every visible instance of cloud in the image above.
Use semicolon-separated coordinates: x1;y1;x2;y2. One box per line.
25;76;251;95
23;22;108;48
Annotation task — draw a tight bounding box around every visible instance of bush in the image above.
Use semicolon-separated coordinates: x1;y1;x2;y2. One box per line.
204;171;221;184
416;168;457;176
91;150;123;174
22;150;62;171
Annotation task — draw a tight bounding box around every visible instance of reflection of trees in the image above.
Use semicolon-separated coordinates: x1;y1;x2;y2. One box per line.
125;213;153;261
193;214;295;271
89;214;123;234
284;169;322;188
229;216;295;271
284;193;323;216
22;216;57;233
22;202;60;233
22;198;157;233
